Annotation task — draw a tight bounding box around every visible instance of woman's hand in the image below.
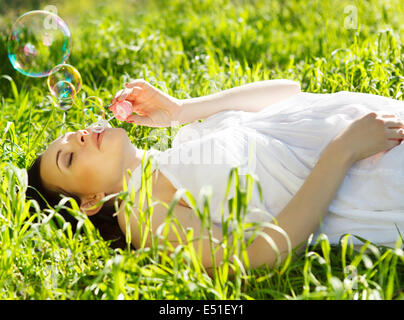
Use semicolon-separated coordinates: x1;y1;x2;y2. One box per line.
333;112;404;163
111;79;183;127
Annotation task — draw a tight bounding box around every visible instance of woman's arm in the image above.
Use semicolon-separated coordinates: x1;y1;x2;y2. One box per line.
178;79;301;124
246;113;404;268
113;78;300;127
246;139;353;268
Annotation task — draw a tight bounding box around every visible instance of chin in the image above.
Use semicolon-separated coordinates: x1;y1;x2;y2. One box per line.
116;127;129;142
106;127;127;138
101;127;128;151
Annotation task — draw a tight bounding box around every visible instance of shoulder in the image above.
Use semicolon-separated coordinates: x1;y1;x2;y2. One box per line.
116;169;191;248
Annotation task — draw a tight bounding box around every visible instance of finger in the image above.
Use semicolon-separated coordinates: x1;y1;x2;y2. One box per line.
125;79;147;88
126;114;153;127
125;100;147;115
112;88;130;103
384;120;404;128
112;89;125;103
125;86;143;101
378;113;399;119
132;108;147;116
115;88;133;102
385;139;401;152
386;128;404;140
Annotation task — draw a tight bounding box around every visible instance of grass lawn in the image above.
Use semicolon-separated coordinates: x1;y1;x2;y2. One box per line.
0;0;403;300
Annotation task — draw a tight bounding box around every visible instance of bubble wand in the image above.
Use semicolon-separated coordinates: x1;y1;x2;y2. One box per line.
89;100;133;133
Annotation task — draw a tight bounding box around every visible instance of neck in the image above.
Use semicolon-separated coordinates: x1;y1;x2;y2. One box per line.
125;145;145;188
111;144;145;196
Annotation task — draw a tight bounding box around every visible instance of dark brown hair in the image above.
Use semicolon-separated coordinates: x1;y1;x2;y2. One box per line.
26;153;130;250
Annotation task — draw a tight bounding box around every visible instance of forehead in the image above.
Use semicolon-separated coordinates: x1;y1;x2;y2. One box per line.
44;134;66;159
40;134;67;182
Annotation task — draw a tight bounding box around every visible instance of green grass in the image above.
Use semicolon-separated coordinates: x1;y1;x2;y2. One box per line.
1;0;404;299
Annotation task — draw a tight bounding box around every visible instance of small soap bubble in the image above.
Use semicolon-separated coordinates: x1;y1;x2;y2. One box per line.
54;80;76;100
47;63;82;98
90;118;110;133
48;80;75;111
8;10;71;77
83;96;105;117
56;94;74;111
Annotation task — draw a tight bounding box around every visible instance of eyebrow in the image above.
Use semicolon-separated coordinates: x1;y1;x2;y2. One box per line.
56;150;62;172
55;133;67;172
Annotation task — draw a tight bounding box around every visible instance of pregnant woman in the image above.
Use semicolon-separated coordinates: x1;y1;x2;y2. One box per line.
27;79;404;273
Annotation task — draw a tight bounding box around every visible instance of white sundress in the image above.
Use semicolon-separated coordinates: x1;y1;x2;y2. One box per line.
127;91;404;248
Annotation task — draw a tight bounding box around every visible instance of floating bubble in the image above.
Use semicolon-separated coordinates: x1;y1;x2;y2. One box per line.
47;63;82;97
57;96;74;111
89;118;111;133
83;96;105;117
53;80;76;100
48;80;75;111
8;10;71;77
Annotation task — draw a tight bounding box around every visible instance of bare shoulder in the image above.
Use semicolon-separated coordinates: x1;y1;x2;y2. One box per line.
116;168;192;248
116;169;226;271
119;168;190;210
152;169;191;208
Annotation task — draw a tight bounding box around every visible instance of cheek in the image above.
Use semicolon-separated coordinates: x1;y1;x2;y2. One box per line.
77;161;101;184
78;148;123;182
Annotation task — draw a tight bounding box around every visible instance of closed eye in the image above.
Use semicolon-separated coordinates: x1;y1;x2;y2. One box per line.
68;153;73;166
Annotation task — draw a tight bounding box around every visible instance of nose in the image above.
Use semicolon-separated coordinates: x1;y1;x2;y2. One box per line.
77;129;89;145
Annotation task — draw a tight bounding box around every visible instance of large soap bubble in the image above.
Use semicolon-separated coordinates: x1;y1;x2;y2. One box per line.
8;10;71;77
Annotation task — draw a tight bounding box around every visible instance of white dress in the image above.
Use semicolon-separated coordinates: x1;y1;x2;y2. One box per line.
127;91;404;247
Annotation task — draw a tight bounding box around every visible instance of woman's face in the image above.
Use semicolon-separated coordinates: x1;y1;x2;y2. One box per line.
40;127;134;198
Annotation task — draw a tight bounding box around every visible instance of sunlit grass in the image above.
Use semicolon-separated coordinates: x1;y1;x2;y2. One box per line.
0;0;403;299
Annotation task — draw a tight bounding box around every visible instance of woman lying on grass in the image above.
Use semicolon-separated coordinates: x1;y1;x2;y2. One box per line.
27;78;404;275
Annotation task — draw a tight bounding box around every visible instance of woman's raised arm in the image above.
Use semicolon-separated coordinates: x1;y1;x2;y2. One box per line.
112;79;300;127
177;79;301;123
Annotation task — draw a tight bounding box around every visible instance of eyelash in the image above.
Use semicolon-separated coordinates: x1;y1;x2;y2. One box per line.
68;153;73;166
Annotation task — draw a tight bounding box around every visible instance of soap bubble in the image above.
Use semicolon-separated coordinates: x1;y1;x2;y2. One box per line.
47;63;82;97
8;10;71;77
90;118;111;133
83;97;110;133
83;96;105;117
53;80;76;99
51;81;75;110
56;95;74;111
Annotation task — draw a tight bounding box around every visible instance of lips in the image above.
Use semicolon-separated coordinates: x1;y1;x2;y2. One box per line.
97;131;105;149
89;129;105;150
91;131;101;150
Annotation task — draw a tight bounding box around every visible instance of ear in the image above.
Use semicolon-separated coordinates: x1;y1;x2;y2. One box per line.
80;192;106;216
